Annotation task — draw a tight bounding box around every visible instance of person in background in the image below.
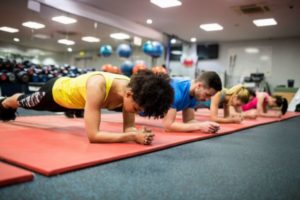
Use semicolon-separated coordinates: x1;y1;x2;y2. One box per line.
207;84;251;123
163;71;222;133
241;91;288;118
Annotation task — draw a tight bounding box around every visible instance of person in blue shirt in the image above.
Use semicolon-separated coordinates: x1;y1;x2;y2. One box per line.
162;71;222;133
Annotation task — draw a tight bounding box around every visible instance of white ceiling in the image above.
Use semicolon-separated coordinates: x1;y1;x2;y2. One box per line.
1;0;300;53
73;0;300;42
0;0;128;53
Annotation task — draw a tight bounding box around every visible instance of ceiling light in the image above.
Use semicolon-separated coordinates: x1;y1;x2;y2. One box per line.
150;0;182;8
253;18;277;27
260;55;270;61
52;16;77;24
171;50;182;55
170;38;176;44
0;26;19;33
27;49;45;55
33;34;50;39
82;36;100;43
67;48;73;52
200;23;223;31
245;47;259;54
22;21;45;29
13;38;20;42
190;37;197;42
146;19;153;24
133;36;142;46
58;39;75;45
28;0;41;12
110;33;130;40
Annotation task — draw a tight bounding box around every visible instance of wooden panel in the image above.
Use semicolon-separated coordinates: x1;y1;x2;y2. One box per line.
273;92;295;103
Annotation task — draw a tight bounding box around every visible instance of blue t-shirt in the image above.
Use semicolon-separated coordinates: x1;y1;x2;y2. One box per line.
170;78;197;111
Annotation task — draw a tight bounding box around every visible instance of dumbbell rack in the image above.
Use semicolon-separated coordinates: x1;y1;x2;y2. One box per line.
1;58;96;97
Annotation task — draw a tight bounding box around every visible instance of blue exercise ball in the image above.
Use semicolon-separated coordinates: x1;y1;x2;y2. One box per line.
150;41;164;58
120;60;134;77
117;44;132;58
99;45;113;57
142;41;153;56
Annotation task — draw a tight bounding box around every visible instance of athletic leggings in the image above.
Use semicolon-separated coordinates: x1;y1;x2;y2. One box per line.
17;77;123;113
17;78;69;112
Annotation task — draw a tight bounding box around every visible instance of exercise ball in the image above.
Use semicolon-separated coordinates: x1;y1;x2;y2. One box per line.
120;60;134;77
99;45;113;57
152;66;167;74
101;64;113;72
133;63;147;74
117;44;132;58
142;41;153;56
150;41;164;58
111;66;121;74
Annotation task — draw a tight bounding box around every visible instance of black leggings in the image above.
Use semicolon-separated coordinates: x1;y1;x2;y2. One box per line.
17;78;69;112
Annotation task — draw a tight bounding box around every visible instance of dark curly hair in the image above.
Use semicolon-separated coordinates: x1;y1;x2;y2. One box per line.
128;69;174;118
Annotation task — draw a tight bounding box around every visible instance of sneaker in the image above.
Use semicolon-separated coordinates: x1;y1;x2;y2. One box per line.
64;110;75;118
64;110;84;118
0;97;17;121
74;110;84;118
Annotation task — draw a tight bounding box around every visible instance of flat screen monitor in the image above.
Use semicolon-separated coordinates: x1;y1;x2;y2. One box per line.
197;44;219;60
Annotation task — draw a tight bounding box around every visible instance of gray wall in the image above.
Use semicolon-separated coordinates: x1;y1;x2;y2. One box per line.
220;37;300;90
169;37;300;91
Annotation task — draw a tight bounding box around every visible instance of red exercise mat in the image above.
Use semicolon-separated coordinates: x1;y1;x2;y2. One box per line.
0;116;216;176
0;162;34;187
0;112;299;176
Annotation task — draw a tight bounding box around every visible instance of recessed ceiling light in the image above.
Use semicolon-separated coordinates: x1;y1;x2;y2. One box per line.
22;21;45;29
245;47;259;54
170;38;176;44
67;48;73;52
58;39;75;45
260;55;270;61
200;23;223;31
27;49;45;55
82;36;100;43
133;36;142;46
190;37;197;42
52;16;77;24
13;38;20;42
253;18;277;27
110;33;130;40
171;50;182;55
33;34;50;39
146;19;153;24
0;26;19;33
150;0;182;8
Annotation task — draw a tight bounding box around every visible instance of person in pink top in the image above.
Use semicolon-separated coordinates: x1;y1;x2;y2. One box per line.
242;91;288;118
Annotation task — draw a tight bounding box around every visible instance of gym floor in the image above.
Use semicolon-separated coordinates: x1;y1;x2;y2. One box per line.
0;112;299;200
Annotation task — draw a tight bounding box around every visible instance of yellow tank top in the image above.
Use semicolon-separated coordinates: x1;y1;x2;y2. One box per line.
52;71;130;109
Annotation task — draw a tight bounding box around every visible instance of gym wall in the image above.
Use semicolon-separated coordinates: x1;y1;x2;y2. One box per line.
218;37;300;90
167;36;300;91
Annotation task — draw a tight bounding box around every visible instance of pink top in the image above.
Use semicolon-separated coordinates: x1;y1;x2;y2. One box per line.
242;92;269;111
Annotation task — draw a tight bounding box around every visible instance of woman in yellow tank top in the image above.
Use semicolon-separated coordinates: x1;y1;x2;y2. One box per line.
0;70;174;145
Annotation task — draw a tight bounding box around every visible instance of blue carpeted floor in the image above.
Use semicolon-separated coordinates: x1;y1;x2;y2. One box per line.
1;116;300;200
